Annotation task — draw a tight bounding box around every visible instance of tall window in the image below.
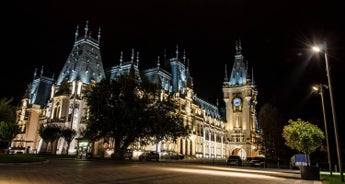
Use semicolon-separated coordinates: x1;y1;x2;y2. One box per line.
53;102;61;119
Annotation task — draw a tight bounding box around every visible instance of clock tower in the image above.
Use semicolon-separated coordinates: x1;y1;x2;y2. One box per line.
223;40;262;159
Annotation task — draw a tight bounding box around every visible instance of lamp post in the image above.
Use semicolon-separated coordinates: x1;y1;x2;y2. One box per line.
312;43;343;181
312;84;332;175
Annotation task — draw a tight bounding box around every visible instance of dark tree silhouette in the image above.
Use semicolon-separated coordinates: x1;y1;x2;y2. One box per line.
38;124;61;154
85;64;189;159
61;128;76;155
258;103;287;160
0;98;20;150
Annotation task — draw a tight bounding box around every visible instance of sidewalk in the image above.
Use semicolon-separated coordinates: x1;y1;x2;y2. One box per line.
183;158;325;183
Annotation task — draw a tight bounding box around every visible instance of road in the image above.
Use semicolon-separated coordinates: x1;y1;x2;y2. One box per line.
0;158;322;184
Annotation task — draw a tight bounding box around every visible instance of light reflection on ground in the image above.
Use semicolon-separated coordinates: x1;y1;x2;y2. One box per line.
162;166;279;180
197;165;300;175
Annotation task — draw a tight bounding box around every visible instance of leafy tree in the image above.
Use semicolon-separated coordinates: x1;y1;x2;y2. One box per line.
38;124;61;154
0;98;20;149
145;95;188;143
60;128;76;155
258;103;287;160
282;118;325;165
85;64;189;159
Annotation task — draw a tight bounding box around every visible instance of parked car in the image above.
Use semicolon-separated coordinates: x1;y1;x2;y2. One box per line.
124;149;133;160
161;151;184;160
139;151;160;161
226;155;242;166
249;156;265;167
110;149;133;160
178;153;184;160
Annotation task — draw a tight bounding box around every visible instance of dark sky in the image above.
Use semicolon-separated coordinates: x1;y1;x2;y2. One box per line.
3;1;345;140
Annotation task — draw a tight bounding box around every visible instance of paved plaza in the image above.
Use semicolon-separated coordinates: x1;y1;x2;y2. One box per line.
0;158;325;184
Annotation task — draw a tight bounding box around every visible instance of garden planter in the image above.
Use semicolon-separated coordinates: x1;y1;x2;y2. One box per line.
300;166;320;180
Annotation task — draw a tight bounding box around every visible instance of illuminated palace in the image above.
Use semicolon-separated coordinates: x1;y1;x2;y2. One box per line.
12;21;263;160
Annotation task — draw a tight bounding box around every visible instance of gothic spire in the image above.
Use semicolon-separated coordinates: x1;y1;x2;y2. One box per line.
119;51;123;66
131;48;134;63
164;48;167;62
235;39;242;55
186;59;193;88
153;56;161;86
75;25;79;42
136;51;139;67
175;44;179;59
157;56;160;70
40;66;44;77
228;39;247;86
33;68;37;80
97;27;101;44
252;68;255;85
224;64;228;82
84;20;89;39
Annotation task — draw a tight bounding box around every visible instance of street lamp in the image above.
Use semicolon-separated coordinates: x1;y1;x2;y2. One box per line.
312;43;343;181
312;84;332;175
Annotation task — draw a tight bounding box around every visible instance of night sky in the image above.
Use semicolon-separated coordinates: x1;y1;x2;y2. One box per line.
4;1;345;143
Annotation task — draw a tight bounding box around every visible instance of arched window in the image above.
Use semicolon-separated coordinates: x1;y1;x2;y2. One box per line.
53;102;61;119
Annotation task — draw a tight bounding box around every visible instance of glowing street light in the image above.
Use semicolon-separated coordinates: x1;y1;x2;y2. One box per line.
312;84;332;175
312;42;343;181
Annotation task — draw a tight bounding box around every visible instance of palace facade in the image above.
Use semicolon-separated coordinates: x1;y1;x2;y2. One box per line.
12;21;263;160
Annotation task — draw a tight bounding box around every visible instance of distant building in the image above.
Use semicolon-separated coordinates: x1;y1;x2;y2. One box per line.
12;21;263;159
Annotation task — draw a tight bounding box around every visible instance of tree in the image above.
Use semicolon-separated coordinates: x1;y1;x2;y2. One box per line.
138;93;189;147
85;65;189;159
38;124;61;154
258;103;287;160
60;128;76;155
0;98;20;150
282;118;325;165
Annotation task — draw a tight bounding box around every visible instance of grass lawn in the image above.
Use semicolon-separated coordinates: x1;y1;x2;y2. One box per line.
0;154;45;163
0;154;75;163
321;172;344;184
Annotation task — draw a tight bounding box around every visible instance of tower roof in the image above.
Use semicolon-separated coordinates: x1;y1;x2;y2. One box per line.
56;21;105;85
228;40;248;86
26;67;55;108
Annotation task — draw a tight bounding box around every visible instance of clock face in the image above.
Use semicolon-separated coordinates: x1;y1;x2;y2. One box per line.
233;98;241;106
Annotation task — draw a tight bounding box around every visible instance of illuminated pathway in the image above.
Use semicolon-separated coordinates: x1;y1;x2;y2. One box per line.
0;159;322;184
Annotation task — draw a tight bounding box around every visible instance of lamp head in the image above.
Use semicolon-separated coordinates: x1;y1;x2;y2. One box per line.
312;46;321;53
312;84;328;93
311;43;327;53
312;86;320;91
